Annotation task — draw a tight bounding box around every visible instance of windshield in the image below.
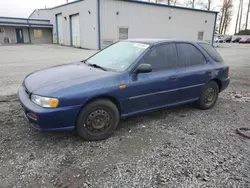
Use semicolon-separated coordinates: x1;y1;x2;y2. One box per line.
86;41;150;71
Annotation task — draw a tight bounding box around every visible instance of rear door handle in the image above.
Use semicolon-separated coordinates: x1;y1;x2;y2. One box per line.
168;76;178;81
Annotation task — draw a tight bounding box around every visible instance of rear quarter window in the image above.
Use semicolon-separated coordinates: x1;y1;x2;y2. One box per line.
199;43;223;62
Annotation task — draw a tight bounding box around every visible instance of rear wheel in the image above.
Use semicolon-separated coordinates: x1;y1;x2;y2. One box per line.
76;99;119;141
198;81;219;110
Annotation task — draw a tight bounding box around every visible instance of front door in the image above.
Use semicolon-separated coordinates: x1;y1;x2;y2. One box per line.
122;43;180;115
16;28;24;43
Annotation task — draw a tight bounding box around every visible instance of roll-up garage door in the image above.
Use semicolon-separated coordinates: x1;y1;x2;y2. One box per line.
56;14;63;45
71;14;80;47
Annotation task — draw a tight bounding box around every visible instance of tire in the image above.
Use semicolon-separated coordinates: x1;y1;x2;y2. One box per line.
76;99;120;141
198;81;219;110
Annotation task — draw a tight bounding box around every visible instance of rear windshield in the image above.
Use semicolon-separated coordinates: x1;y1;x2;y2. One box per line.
199;43;223;62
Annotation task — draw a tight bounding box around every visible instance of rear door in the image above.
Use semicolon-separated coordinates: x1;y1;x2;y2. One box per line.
175;42;211;102
122;43;179;115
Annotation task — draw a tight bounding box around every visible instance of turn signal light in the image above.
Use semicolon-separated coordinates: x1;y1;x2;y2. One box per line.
50;99;59;108
119;85;126;89
30;113;37;119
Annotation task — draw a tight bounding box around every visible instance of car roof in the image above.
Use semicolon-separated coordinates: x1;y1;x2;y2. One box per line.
125;38;206;45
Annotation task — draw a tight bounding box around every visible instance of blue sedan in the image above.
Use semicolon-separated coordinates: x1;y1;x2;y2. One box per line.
19;39;230;140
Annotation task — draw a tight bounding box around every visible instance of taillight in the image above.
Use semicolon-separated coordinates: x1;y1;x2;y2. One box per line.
227;69;230;77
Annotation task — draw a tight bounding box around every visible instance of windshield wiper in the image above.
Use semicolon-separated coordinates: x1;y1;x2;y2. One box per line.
87;63;107;71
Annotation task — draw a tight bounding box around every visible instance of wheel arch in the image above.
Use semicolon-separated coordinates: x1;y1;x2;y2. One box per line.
211;78;222;92
77;95;121;117
87;95;121;113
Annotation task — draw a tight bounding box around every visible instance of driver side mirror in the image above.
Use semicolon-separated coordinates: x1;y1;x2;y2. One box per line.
135;64;152;74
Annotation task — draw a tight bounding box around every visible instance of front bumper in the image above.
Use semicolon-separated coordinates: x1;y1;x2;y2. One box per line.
18;86;82;131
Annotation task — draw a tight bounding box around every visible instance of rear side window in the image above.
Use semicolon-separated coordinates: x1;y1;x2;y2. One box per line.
199;43;223;62
176;43;206;67
143;43;178;71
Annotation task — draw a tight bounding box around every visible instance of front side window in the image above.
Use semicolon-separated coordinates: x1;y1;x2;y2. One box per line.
142;43;178;71
86;41;149;72
177;43;206;67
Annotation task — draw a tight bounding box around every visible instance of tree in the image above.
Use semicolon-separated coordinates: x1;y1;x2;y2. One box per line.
168;0;179;5
145;0;179;5
239;0;244;32
235;0;241;34
219;4;225;33
245;0;250;30
199;0;213;10
224;10;233;34
218;0;233;34
186;0;198;8
236;29;250;34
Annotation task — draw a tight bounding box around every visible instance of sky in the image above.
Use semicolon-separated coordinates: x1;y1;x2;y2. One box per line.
0;0;244;34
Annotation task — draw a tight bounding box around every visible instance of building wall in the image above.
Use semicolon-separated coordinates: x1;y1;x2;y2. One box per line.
100;0;216;48
0;26;52;44
0;26;29;44
29;9;52;20
30;28;53;44
47;0;98;49
22;27;30;43
0;26;16;43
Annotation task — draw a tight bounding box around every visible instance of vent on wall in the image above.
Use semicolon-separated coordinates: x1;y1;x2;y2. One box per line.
119;28;128;40
198;31;204;41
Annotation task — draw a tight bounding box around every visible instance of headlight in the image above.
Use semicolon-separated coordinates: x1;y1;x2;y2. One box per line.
31;94;59;108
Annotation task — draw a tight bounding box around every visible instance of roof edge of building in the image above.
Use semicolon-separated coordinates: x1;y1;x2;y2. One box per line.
50;0;84;10
121;0;219;14
28;9;49;18
0;21;53;27
0;16;50;22
29;0;83;18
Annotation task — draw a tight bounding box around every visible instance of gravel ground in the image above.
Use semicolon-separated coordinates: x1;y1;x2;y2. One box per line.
0;44;250;188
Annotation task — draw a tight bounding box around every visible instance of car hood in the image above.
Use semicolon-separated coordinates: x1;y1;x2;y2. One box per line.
24;62;117;92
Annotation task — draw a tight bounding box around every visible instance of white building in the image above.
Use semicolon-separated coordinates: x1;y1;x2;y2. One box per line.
29;0;218;50
0;17;53;44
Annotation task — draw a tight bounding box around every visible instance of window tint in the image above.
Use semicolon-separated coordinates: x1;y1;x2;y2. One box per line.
143;43;178;71
177;43;206;67
199;43;223;62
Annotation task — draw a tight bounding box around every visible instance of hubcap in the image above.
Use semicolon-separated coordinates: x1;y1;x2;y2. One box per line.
86;109;111;133
205;87;215;105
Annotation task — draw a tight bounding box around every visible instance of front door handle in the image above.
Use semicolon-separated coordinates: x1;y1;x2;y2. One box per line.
168;76;178;81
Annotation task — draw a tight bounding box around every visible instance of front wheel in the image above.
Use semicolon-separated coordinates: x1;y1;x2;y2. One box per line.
198;81;219;110
76;99;120;141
